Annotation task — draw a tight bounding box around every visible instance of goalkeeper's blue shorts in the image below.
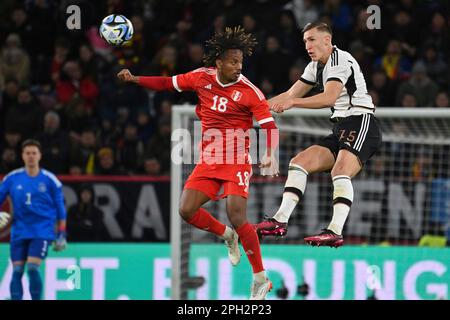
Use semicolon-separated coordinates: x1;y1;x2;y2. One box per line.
10;239;51;262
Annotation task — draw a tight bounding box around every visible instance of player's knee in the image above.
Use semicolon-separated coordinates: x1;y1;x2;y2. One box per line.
12;265;24;277
227;209;246;228
179;204;196;221
291;151;313;171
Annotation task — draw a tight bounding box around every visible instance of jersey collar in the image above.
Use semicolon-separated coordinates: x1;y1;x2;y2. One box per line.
215;74;242;87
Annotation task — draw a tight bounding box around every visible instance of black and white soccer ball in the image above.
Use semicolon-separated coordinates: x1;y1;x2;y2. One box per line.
99;14;134;46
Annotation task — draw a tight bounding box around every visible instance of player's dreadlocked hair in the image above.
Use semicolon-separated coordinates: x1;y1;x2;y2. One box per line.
203;26;257;67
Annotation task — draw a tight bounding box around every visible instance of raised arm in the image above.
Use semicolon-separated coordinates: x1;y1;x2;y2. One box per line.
117;69;175;90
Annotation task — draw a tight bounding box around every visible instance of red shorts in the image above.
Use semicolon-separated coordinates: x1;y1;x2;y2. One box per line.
184;163;252;200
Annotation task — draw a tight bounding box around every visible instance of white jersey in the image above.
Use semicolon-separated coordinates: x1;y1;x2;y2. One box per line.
300;45;375;118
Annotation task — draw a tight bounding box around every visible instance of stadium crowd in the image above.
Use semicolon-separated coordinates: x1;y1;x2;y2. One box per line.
0;0;448;176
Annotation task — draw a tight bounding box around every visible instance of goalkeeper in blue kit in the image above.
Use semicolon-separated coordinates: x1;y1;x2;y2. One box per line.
0;139;67;300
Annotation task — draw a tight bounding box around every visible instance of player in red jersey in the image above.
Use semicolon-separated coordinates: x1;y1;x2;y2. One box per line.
117;27;278;300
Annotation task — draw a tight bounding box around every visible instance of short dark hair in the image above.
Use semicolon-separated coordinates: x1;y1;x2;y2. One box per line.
21;139;41;152
302;22;333;36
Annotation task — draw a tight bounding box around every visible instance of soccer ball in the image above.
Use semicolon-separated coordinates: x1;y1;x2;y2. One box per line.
99;14;134;46
0;211;12;238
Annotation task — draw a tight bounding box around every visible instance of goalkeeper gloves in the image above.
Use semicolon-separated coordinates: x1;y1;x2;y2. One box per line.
53;231;67;252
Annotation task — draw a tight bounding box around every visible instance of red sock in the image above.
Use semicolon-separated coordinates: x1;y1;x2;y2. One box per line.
236;223;264;273
187;208;226;237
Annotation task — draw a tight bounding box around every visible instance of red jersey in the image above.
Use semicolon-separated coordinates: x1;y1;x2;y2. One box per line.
172;67;274;164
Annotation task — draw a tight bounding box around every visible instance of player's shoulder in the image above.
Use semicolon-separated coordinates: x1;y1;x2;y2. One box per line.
2;168;26;182
191;67;216;75
41;169;62;187
239;75;266;101
331;46;353;66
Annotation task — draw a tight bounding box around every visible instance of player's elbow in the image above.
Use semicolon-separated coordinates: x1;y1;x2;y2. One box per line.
323;95;338;108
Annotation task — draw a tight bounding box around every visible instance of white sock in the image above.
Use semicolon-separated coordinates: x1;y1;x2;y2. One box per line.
328;204;350;235
273;193;298;223
220;226;234;241
328;175;353;235
273;163;308;223
254;271;266;283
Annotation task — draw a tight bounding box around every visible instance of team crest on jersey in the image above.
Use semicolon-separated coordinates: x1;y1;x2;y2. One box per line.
16;184;23;190
231;90;242;101
38;183;47;193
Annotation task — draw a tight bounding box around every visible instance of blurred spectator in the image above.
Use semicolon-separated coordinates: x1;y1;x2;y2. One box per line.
284;0;319;29
400;93;417;108
368;90;380;107
144;116;171;175
117;122;144;174
390;11;417;58
257;36;293;92
65;97;98;136
323;0;353;39
0;33;30;86
67;184;105;241
150;44;180;76
349;40;373;77
1;78;19;107
421;12;449;59
7;6;33;53
352;8;388;57
136;109;155;143
419;44;448;89
195;14;225;44
56;60;99;112
79;43;110;83
288;65;302;87
374;39;412;81
181;43;204;73
1;130;22;153
0;147;20;173
4;86;42;138
434;91;449;108
129;15;147;57
34;81;58;111
69;128;98;174
396;61;439;107
368;68;397;106
98;118;121;147
276;10;303;57
142;157;162;176
49;38;70;83
95;147;122;175
0;78;19;135
0;129;22;173
35;111;70;174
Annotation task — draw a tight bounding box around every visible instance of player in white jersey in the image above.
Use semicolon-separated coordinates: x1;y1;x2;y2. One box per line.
254;22;382;247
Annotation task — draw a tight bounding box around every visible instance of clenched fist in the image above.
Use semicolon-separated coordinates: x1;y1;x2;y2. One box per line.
117;69;138;83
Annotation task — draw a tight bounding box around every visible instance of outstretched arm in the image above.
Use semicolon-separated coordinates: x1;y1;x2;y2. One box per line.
271;80;343;113
117;69;175;90
268;80;314;108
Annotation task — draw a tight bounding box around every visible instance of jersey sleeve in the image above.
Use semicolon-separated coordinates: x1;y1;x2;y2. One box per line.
172;68;205;92
300;61;316;85
326;54;352;84
246;85;274;126
0;175;11;205
48;175;67;221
